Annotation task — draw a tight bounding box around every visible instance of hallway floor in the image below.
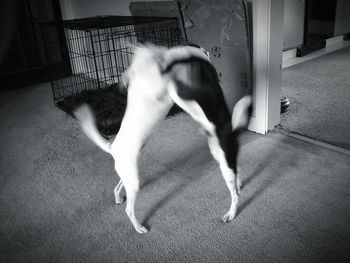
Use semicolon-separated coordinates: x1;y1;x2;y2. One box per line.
281;45;350;150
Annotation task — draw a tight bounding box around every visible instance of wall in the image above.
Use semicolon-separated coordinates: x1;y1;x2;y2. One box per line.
334;0;350;36
178;0;251;111
59;0;171;19
283;0;305;50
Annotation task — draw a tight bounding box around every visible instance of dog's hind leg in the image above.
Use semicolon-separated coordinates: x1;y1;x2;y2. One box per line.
207;136;239;222
114;180;124;204
169;85;239;222
236;168;242;194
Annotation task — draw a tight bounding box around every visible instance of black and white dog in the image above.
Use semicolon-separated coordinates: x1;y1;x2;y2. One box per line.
74;44;252;234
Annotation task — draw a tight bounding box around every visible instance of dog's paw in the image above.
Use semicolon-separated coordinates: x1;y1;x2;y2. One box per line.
221;211;237;223
135;225;149;234
115;196;125;205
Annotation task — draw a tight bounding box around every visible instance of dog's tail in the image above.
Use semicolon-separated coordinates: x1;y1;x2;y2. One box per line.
231;95;253;134
74;104;111;154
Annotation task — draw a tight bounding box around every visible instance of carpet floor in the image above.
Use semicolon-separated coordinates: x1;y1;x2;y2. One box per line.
281;46;350;150
1;83;350;263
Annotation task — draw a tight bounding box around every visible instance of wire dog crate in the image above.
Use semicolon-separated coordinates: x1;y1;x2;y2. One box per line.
44;16;182;137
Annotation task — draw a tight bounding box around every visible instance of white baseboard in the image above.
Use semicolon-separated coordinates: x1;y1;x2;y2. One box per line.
326;35;344;47
282;49;297;62
278;129;350;156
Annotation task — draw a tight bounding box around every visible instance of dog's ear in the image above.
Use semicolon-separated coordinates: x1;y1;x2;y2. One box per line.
155;55;167;72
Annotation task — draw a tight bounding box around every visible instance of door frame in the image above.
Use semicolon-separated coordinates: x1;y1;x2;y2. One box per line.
248;0;284;134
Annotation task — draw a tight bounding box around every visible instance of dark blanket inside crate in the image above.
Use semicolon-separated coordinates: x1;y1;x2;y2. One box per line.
56;85;127;136
56;85;182;136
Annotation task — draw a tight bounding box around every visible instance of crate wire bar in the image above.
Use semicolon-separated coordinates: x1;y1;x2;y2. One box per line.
48;16;181;137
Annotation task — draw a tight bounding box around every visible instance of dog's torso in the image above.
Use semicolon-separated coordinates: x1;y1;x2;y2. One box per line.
114;45;215;153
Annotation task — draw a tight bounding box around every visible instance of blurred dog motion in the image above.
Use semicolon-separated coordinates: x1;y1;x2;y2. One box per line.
75;43;252;234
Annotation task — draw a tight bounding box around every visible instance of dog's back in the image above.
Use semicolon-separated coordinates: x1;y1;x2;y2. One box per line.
165;57;231;129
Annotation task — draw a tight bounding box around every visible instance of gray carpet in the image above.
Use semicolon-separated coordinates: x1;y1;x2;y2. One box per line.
281;46;350;150
1;84;350;262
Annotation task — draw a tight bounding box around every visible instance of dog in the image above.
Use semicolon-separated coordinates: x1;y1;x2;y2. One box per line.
74;43;252;234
